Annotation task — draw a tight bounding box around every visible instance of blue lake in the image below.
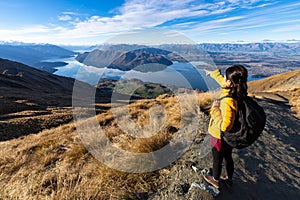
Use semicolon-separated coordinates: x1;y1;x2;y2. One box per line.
53;56;262;91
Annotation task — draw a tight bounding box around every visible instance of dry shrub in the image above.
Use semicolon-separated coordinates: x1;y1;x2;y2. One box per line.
289;87;300;117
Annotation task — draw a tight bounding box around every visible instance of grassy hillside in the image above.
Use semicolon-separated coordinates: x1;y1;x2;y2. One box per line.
0;58;114;141
248;69;300;116
0;92;211;199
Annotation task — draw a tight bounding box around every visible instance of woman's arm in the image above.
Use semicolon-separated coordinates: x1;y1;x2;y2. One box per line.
209;69;225;87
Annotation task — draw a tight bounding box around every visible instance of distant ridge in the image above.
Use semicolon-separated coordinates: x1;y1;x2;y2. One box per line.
0;43;75;72
198;42;300;53
94;42;300;53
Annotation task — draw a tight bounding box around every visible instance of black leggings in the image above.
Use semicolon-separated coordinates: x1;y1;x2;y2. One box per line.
212;142;234;181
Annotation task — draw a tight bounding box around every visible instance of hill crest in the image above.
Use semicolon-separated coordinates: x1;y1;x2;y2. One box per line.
248;69;300;116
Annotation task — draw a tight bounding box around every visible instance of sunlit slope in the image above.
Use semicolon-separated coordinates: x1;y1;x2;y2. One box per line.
248;69;300;116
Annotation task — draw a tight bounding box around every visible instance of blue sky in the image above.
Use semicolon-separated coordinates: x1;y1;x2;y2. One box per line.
0;0;299;45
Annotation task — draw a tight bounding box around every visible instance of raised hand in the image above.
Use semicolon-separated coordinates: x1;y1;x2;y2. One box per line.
212;100;220;108
204;69;213;76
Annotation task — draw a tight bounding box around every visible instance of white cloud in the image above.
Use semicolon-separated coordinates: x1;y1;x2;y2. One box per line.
1;0;242;44
58;15;72;21
0;24;69;44
56;0;237;39
216;1;226;6
227;0;261;4
271;25;300;33
0;0;298;44
227;0;239;3
52;1;207;40
255;3;272;8
0;25;52;35
62;12;78;15
187;16;246;33
211;7;234;15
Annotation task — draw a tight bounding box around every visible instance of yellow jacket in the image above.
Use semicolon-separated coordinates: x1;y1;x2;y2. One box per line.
208;70;238;139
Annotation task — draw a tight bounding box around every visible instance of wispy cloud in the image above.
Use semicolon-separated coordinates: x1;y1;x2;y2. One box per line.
0;0;299;44
62;12;79;15
50;1;205;40
55;0;240;39
271;25;300;33
0;25;66;43
61;0;282;36
0;25;53;35
227;1;300;31
183;16;246;33
211;7;234;15
58;15;72;21
181;1;300;37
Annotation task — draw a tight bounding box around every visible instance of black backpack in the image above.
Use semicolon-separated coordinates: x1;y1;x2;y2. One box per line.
221;96;266;149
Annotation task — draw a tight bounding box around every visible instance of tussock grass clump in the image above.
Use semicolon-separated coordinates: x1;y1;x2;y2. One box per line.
290;87;300;117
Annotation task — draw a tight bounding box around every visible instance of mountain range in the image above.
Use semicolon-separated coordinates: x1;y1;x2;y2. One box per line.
0;43;75;73
92;42;300;54
76;43;300;76
199;42;300;53
1;42;299;76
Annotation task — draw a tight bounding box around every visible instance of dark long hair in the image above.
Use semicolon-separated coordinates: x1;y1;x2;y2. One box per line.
225;65;248;100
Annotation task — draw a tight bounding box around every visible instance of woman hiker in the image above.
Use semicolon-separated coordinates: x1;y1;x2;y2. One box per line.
203;65;248;189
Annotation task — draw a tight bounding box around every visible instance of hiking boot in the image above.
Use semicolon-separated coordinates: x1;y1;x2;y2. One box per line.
203;174;219;188
220;176;233;188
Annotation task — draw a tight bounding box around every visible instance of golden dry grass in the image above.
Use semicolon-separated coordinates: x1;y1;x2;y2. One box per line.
289;87;300;117
0;91;212;200
248;69;300;117
0;123;159;200
248;69;300;93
